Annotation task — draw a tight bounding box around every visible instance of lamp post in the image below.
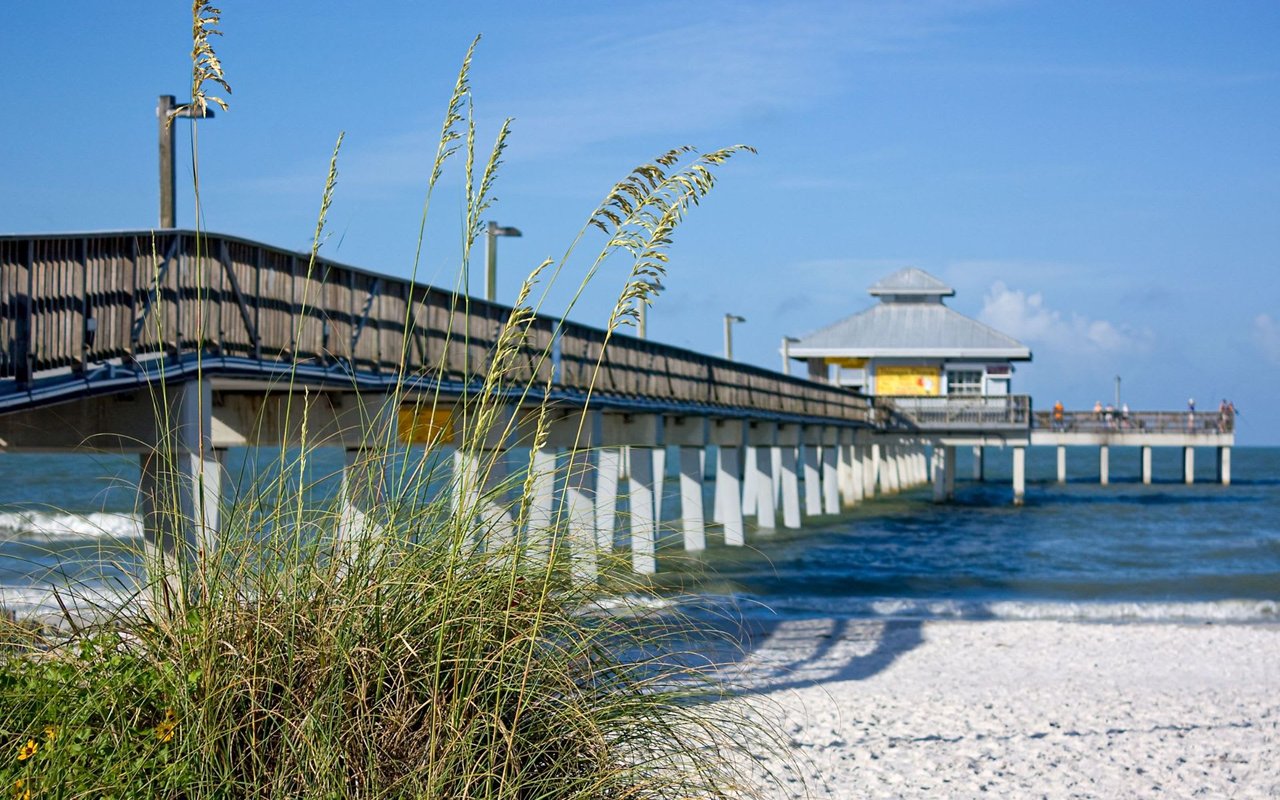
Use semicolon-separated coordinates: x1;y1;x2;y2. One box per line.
157;94;215;229
723;313;746;360
1115;374;1121;407
781;336;799;375
484;221;522;302
636;278;663;339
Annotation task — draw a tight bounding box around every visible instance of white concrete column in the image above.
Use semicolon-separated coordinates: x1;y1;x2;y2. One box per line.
716;446;745;546
594;447;622;553
879;445;894;494
1183;446;1195;485
931;446;947;503
821;445;840;514
741;446;758;516
779;446;802;529
866;443;881;498
1012;446;1026;506
837;443;854;507
802;443;823;517
563;449;598;582
1141;446;1153;486
944;445;956;500
972;445;985;481
628;447;657;574
1217;446;1231;486
753;445;776;529
1099;445;1110;487
452;447;515;552
678;446;706;552
1057;445;1067;484
916;449;928;486
339;446;388;560
139;379;222;587
524;446;559;565
850;444;866;503
652;446;667;530
770;446;784;507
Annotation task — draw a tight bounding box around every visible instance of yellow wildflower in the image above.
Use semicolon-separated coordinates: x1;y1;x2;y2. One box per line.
42;726;56;743
14;778;31;800
16;739;37;761
155;710;178;743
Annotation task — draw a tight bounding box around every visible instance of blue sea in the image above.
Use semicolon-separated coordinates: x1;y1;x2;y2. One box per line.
1;445;1277;624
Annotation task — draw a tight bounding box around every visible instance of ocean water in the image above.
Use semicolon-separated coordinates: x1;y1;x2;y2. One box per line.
1;445;1277;624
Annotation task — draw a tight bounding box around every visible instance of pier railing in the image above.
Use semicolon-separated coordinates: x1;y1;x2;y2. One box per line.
1032;410;1234;435
872;394;1032;431
0;231;870;423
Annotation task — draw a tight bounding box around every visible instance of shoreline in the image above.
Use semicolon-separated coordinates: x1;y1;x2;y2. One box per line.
717;617;1280;799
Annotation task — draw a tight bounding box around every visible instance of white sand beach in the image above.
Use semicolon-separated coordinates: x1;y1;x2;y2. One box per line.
718;619;1280;799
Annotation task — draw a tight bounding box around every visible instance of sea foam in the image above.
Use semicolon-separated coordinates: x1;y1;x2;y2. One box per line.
0;511;142;541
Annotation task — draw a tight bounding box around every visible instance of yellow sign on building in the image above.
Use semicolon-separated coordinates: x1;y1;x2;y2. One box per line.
397;407;455;445
875;365;940;396
825;357;868;369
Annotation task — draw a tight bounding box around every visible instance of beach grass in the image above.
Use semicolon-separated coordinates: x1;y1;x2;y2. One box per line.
0;6;766;798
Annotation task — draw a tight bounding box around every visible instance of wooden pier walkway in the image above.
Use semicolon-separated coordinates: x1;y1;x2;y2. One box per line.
0;230;1235;577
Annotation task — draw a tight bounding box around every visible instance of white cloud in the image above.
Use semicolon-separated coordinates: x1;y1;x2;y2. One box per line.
979;280;1151;354
1252;313;1280;365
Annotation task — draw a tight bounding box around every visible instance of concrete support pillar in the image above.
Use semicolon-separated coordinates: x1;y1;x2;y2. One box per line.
524;446;558;565
452;447;515;551
139;380;222;590
752;445;776;529
652;446;667;530
678;447;706;552
627;447;657;574
1141;446;1153;486
770;446;784;507
802;444;823;517
972;445;985;481
779;446;802;529
1217;446;1231;486
1099;445;1110;486
1012;446;1026;506
944;445;956;500
339;446;388;561
821;445;840;514
563;449;598;582
864;444;878;498
837;443;854;507
1183;446;1195;485
850;444;866;504
1057;445;1067;484
916;449;928;486
741;446;758;516
880;445;897;494
716;446;745;546
931;446;947;504
594;448;622;553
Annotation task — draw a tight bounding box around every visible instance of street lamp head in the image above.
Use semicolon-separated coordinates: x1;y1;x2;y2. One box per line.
725;313;746;323
487;221;522;238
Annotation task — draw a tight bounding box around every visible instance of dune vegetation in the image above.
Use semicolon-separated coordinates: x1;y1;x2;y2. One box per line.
0;4;773;799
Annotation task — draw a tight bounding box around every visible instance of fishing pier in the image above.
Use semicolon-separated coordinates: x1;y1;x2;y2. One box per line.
0;231;1234;577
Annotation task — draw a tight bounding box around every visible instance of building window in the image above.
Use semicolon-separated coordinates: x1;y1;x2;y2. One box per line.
947;370;983;395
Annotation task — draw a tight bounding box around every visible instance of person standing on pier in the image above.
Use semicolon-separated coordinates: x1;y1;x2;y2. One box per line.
1187;398;1196;431
1053;400;1065;431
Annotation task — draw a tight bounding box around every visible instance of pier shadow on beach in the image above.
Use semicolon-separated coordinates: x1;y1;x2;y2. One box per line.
683;613;971;698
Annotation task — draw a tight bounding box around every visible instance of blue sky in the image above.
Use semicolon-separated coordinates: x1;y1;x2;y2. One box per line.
3;1;1278;443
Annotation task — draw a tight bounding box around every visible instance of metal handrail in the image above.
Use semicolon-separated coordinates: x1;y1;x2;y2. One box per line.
871;394;1032;430
0;230;871;424
1032;409;1234;435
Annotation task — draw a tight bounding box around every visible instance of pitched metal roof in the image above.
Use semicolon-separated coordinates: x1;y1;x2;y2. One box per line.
789;299;1032;360
868;267;954;297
